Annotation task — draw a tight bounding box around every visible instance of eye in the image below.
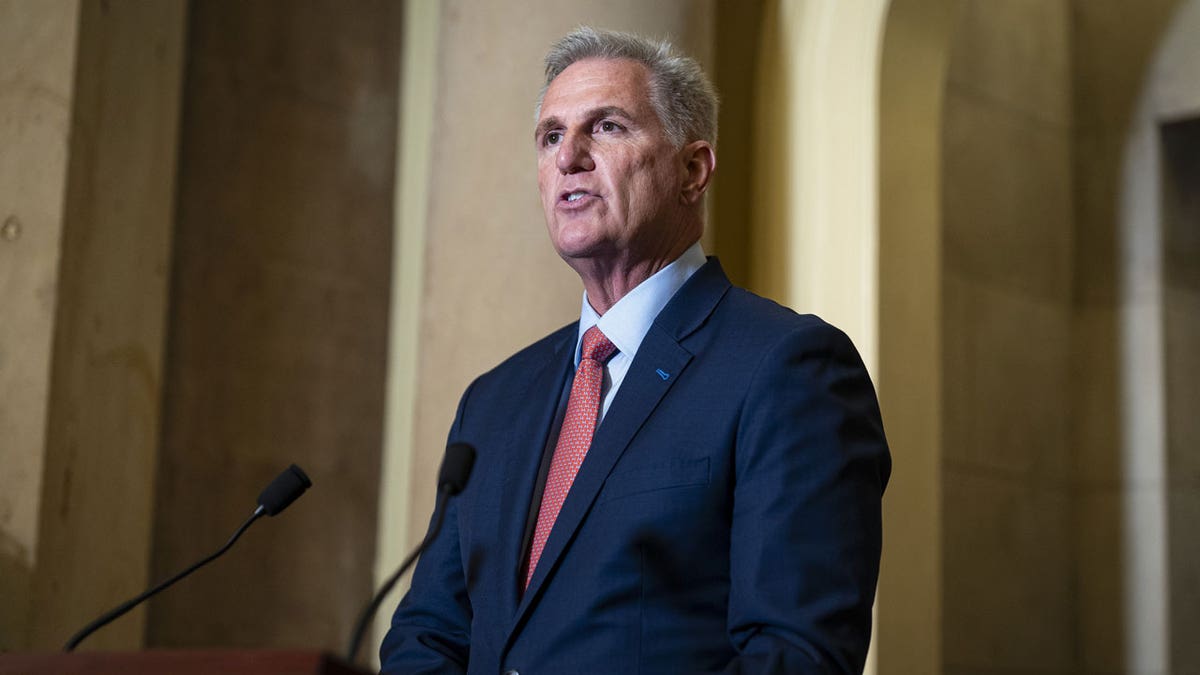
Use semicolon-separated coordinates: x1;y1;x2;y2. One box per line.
544;130;563;146
598;120;621;133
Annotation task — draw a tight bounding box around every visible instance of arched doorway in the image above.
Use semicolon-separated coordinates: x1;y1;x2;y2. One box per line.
1114;0;1200;668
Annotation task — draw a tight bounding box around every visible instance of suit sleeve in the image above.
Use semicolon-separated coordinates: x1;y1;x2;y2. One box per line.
379;384;476;674
723;322;891;674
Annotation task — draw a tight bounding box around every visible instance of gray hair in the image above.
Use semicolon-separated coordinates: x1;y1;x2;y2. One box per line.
537;27;719;147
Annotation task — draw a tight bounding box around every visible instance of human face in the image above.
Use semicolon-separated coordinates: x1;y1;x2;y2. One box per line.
535;58;688;270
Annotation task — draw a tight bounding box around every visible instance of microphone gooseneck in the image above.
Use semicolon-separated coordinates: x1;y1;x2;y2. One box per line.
63;464;313;652
345;442;476;664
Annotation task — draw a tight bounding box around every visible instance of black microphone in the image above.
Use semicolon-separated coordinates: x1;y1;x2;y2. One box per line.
63;464;312;651
258;463;313;515
437;441;476;495
345;442;476;663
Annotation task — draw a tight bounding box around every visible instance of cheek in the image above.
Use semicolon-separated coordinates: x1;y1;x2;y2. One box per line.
628;160;670;204
537;156;558;189
537;178;556;210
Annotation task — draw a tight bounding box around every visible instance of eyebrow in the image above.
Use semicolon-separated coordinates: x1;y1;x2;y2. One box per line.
534;105;636;142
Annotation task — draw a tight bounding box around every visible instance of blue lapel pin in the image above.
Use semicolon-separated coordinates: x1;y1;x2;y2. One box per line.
655;368;670;381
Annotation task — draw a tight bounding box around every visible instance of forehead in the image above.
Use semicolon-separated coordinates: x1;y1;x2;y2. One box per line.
538;58;655;121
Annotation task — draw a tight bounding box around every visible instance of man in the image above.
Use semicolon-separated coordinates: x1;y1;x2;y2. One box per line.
381;27;890;675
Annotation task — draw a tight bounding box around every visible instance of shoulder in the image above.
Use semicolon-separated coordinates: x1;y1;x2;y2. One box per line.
662;258;847;352
709;285;856;356
722;286;830;330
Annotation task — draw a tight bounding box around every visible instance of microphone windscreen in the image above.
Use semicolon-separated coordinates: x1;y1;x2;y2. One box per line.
438;443;476;495
257;464;312;516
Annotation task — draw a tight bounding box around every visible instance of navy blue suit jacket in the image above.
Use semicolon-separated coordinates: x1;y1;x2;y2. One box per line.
381;259;890;674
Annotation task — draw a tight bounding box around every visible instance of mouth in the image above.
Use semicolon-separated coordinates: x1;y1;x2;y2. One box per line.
558;189;597;205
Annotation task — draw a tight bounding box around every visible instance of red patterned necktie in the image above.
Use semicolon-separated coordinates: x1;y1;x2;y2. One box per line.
524;326;618;590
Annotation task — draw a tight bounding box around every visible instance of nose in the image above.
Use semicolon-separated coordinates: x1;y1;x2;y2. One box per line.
556;131;595;174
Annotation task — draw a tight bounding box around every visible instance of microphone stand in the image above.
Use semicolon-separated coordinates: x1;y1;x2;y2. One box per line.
344;489;451;663
63;463;311;651
64;508;265;651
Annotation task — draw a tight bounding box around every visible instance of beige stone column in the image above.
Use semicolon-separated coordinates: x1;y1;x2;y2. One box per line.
752;0;887;358
0;0;81;651
1;0;185;651
25;0;187;650
149;0;400;655
877;1;959;673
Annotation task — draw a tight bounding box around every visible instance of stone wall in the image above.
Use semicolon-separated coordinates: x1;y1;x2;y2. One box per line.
940;1;1200;673
940;2;1076;673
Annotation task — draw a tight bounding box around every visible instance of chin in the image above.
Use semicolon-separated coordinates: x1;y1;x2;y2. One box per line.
552;237;618;264
549;226;608;261
553;243;600;262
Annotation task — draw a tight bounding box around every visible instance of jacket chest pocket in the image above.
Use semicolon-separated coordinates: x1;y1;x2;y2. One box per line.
598;456;710;505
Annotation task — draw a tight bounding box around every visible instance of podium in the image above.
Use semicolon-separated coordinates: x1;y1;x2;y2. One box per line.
0;649;371;674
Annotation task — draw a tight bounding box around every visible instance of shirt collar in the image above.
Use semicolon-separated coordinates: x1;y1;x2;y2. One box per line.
575;241;706;366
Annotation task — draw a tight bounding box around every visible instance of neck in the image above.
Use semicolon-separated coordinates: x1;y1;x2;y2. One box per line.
575;236;699;315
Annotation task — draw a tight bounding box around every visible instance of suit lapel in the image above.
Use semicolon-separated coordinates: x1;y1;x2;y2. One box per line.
493;326;574;623
506;258;732;640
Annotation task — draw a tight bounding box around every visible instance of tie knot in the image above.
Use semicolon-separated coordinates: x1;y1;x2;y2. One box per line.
580;326;617;364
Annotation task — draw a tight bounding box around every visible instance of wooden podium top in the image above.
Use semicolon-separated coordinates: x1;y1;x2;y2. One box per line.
0;649;371;675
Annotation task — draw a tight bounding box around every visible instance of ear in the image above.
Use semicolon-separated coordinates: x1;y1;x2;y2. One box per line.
679;141;717;204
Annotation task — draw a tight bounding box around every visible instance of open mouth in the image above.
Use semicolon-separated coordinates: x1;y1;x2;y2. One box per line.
560;189;596;203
